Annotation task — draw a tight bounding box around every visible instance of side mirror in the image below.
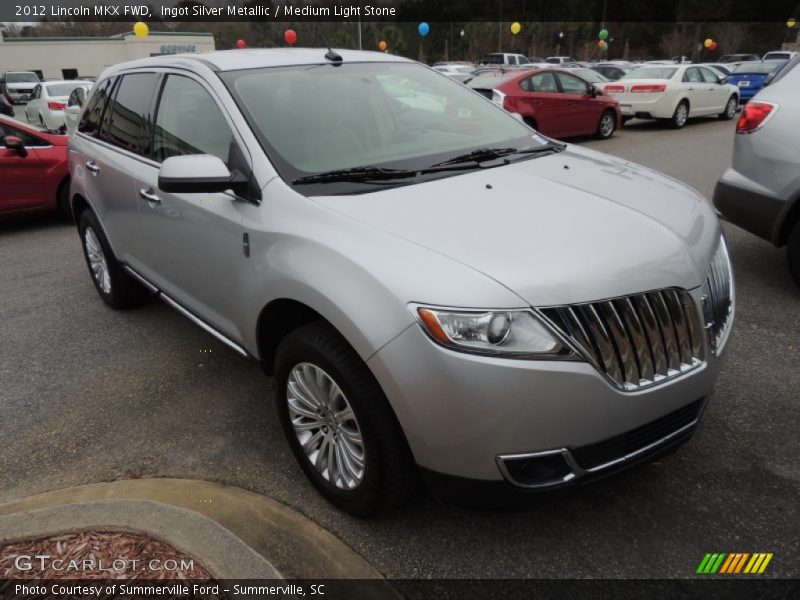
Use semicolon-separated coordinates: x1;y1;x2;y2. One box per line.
4;135;27;157
720;76;728;85
158;154;247;195
590;85;599;97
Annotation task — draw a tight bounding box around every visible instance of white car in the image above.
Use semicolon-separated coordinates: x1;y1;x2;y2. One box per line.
601;64;739;127
763;51;798;61
432;63;476;82
25;80;94;132
64;83;93;133
545;56;577;65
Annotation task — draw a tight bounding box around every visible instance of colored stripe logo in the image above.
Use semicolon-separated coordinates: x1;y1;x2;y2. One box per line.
696;552;773;574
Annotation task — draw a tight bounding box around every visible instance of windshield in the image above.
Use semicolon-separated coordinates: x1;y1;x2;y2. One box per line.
623;67;677;80
223;62;543;194
7;72;39;83
732;61;786;74
46;82;83;97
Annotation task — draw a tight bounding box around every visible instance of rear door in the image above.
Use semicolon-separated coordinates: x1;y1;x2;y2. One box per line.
516;71;562;136
129;72;255;341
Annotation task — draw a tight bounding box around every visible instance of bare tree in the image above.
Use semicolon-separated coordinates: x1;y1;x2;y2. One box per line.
712;22;750;55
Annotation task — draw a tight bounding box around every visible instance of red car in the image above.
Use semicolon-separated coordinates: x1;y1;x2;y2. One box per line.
468;68;621;140
0;116;70;217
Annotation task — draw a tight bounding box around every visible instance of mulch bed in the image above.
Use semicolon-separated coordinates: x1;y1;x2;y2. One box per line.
1;531;212;579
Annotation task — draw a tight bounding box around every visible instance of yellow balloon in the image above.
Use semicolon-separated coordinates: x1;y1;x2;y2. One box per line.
788;18;797;28
510;22;522;35
133;22;149;39
704;38;713;48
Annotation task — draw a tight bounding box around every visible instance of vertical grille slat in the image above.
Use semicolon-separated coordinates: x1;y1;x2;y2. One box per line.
581;305;624;386
648;292;681;372
600;302;640;386
543;288;705;391
706;237;734;350
616;298;655;381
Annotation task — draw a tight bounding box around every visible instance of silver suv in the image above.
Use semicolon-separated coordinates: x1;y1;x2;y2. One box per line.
714;55;800;288
69;49;733;515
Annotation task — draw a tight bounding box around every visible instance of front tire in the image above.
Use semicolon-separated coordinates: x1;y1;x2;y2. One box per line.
78;210;149;309
719;95;738;120
788;222;800;289
274;322;415;517
670;101;689;128
594;110;616;139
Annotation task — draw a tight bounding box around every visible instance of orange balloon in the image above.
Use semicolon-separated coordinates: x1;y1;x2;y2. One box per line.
598;40;606;48
379;40;387;51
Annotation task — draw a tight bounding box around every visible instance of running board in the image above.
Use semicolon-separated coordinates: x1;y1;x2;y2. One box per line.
123;266;250;358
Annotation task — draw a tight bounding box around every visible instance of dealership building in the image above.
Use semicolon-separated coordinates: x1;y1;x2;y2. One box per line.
0;30;215;80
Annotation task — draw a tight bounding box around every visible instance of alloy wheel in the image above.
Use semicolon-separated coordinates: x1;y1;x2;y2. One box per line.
84;226;111;294
287;362;365;490
726;98;737;118
600;113;615;137
675;104;688;126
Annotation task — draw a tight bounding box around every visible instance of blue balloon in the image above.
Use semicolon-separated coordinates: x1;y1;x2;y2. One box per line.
418;22;430;36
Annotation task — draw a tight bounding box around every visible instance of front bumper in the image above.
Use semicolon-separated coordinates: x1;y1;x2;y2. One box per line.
5;89;33;103
367;290;724;485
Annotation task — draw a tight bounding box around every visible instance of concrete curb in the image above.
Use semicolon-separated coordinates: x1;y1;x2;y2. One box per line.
0;479;392;585
0;499;279;579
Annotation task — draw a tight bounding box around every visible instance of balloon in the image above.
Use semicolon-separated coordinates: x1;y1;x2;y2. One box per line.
598;29;609;40
598;40;607;49
704;38;713;48
284;29;297;45
133;22;149;39
709;41;718;51
378;40;387;51
236;39;246;49
418;22;430;36
788;18;797;28
510;22;522;35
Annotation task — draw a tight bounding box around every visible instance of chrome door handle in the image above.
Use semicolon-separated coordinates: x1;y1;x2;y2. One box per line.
139;188;161;204
85;160;99;173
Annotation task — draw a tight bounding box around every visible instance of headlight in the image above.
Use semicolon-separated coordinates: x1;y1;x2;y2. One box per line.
410;304;578;360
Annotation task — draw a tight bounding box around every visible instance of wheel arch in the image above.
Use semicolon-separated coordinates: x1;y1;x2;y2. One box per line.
256;298;328;375
776;193;800;247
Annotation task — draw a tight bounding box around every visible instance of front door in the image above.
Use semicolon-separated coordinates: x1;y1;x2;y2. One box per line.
128;72;254;342
554;71;599;136
0;121;48;212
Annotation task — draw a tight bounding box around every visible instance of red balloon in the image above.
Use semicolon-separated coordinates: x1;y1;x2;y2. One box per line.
284;29;297;45
709;41;718;50
236;39;246;49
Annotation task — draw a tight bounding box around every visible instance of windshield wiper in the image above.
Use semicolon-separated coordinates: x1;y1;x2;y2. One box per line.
293;166;418;185
428;142;566;170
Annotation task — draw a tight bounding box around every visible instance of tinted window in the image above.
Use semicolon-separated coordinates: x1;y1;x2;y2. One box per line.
68;88;86;108
78;77;115;136
557;72;590;93
154;75;235;165
99;73;158;155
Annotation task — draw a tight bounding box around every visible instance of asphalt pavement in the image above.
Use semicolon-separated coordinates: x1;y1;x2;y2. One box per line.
1;111;798;579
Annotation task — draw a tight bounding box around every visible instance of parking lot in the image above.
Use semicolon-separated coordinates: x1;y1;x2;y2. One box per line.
1;107;798;579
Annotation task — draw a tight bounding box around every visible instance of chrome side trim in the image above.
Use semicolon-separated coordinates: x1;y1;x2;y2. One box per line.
496;417;699;489
123;265;159;293
159;293;249;358
123;264;249;358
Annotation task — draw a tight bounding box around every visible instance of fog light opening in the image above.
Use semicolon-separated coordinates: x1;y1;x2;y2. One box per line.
498;451;575;488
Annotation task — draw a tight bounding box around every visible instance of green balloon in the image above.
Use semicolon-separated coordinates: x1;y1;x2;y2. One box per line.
599;29;609;40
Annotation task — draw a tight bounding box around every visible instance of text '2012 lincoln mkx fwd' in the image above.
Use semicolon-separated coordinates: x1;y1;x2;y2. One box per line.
68;49;734;516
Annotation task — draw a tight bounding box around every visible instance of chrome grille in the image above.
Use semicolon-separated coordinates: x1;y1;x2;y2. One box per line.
705;237;734;351
542;289;705;390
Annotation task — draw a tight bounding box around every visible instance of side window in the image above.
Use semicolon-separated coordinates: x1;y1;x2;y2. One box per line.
518;56;530;65
557;73;589;94
508;56;517;65
700;67;719;84
78;77;116;136
153;74;235;166
67;88;81;108
529;71;558;92
0;122;49;146
32;85;41;100
99;72;159;155
683;68;702;83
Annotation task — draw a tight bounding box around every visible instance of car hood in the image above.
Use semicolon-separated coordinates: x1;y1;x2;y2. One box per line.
311;145;720;307
6;83;36;90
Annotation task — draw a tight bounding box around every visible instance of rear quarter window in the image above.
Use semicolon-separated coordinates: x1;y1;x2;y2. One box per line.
77;76;116;136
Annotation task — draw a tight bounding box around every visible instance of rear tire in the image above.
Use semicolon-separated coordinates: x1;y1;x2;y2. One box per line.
274;321;416;517
670;101;689;128
78;210;150;309
594;110;616;139
719;95;738;120
788;222;800;289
